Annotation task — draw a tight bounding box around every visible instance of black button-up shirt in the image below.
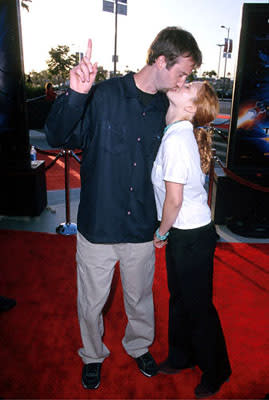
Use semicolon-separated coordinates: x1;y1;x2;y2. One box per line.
45;73;168;243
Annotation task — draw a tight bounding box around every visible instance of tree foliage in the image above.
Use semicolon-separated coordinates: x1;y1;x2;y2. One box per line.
26;70;54;87
95;66;108;83
202;70;217;78
187;69;198;82
47;45;77;84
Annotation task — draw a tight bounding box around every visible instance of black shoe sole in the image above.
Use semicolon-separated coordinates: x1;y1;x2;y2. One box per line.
195;378;230;398
195;389;219;399
158;368;184;375
139;368;157;378
82;379;100;390
158;364;195;375
0;303;16;312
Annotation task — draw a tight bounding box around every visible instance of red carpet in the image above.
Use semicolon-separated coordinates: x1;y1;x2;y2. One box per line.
212;113;230;131
0;230;268;399
37;152;81;191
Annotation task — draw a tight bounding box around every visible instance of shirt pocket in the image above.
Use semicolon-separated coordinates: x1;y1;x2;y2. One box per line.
101;120;127;154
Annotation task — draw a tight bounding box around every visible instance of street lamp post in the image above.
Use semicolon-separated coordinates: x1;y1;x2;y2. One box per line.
113;0;118;76
103;0;127;76
221;25;230;94
216;43;224;79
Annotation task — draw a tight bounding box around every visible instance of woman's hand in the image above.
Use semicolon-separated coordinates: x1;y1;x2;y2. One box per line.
153;234;168;248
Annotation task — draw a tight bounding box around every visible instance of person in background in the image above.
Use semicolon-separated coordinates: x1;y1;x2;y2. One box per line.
45;82;57;102
151;80;231;398
45;27;202;390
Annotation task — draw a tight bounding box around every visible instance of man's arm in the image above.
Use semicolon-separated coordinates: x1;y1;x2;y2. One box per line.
45;39;98;149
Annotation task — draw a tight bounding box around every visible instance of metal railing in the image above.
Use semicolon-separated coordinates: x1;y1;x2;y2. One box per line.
219;99;232;114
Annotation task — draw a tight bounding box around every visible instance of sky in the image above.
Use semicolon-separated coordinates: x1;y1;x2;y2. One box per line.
20;0;269;78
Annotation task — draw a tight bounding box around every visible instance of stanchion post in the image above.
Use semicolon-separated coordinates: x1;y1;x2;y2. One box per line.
208;149;216;208
56;149;77;235
35;146;81;235
64;150;70;224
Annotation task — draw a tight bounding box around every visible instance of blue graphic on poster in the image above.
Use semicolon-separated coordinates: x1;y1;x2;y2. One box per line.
234;29;269;169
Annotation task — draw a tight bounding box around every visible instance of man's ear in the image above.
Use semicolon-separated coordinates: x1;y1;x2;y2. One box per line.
156;55;167;70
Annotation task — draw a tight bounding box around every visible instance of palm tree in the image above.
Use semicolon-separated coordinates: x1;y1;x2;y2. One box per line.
21;0;32;12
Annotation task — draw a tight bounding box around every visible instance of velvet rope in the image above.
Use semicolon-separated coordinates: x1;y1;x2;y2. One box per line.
215;157;269;193
212;127;228;142
43;152;64;171
34;146;82;171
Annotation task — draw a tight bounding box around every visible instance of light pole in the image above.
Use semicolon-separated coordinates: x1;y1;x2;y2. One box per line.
113;0;118;76
221;25;230;94
216;43;224;79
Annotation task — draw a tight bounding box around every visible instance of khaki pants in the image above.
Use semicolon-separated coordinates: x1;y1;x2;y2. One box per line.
76;231;155;364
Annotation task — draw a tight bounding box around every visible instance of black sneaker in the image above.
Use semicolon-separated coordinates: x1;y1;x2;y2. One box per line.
82;363;102;389
135;352;158;377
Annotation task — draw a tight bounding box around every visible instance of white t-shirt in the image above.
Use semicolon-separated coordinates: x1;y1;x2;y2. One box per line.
151;120;211;230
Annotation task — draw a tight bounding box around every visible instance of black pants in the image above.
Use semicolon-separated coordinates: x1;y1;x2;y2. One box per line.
166;222;231;390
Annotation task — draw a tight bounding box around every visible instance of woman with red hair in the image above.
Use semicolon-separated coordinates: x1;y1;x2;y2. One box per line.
152;81;231;398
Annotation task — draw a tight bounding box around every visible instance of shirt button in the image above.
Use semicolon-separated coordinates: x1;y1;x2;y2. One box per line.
142;112;146;116
137;137;141;142
127;211;131;215
130;187;133;191
133;162;137;166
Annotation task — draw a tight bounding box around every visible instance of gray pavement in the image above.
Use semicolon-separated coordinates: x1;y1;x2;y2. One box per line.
0;129;268;243
0;188;80;235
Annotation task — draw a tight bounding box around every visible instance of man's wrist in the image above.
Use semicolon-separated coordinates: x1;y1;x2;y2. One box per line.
155;228;169;241
67;88;89;107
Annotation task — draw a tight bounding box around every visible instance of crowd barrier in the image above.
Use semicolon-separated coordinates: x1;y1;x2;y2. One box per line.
35;147;82;235
209;127;269;194
26;96;53;130
33;125;268;236
208;127;269;237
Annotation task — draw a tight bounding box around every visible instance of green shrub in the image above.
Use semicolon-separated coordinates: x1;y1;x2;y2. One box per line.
25;85;45;99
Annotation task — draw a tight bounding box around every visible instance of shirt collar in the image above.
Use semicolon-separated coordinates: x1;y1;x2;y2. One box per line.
122;72;168;111
165;120;193;134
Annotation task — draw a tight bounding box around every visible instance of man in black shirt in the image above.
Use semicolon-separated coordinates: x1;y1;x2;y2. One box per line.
45;26;202;390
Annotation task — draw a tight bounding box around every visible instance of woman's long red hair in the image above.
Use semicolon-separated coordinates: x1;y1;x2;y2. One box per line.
192;81;219;174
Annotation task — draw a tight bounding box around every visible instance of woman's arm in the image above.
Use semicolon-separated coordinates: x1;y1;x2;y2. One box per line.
154;180;183;248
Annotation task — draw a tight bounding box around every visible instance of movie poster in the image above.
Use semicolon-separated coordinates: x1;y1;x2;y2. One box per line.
227;4;269;174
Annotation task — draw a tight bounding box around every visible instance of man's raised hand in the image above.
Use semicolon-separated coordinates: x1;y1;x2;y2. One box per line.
70;39;98;94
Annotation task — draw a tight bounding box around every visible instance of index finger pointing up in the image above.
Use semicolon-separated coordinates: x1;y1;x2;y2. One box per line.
85;39;92;60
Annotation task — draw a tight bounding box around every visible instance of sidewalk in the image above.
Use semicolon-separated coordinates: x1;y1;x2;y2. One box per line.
0;129;268;243
0;188;80;234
